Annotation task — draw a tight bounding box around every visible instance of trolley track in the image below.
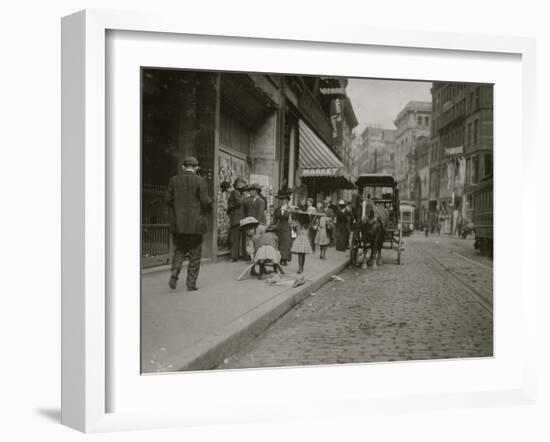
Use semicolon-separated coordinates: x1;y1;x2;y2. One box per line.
430;238;493;271
447;249;493;271
419;243;493;315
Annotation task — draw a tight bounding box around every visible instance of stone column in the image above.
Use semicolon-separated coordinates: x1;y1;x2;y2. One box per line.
177;72;198;168
288;124;296;189
250;110;278;224
176;71;219;259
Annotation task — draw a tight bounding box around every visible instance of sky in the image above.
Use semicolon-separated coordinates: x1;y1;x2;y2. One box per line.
346;78;432;134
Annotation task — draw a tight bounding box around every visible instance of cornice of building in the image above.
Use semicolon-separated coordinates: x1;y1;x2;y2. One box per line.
394;101;432;125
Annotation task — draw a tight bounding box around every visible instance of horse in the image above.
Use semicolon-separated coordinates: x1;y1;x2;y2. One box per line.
355;197;388;270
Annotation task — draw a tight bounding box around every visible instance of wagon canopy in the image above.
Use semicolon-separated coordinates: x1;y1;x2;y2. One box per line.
355;173;397;189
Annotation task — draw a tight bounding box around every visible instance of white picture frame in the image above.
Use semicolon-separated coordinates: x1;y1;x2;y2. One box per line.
61;9;537;433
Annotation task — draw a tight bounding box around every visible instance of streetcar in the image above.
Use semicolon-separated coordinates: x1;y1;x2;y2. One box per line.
399;202;416;236
350;173;402;267
471;174;493;257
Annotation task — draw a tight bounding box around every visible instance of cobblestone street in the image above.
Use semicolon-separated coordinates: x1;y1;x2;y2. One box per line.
219;233;493;369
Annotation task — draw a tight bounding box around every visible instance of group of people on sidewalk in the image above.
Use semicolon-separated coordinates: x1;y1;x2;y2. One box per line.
229;184;356;276
164;156;356;291
226;178;268;262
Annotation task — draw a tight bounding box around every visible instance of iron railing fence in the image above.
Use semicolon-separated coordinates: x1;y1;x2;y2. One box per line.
142;184;171;267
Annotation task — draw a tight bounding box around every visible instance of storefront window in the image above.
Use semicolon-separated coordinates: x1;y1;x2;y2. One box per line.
220;105;251;156
471;155;479;184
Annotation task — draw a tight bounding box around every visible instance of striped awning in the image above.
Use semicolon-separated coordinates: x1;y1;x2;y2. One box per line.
298;120;354;188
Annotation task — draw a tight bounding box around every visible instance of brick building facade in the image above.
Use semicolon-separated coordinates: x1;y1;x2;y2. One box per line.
430;82;493;234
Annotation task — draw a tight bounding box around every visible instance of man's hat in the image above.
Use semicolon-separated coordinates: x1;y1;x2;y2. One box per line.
247;183;262;192
338;199;346;206
183;156;199;167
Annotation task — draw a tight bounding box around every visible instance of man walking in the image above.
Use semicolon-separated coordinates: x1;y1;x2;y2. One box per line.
227;178;246;262
166;156;212;291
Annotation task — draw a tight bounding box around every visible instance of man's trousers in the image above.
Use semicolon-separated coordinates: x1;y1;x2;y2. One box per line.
171;233;203;289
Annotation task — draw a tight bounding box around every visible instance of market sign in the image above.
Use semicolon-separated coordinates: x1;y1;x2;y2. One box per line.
445;145;464;156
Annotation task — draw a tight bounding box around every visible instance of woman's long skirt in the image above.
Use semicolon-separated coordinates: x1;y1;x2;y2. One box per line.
335;222;349;251
278;222;292;261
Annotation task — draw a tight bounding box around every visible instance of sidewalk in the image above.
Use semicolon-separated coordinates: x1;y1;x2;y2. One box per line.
141;249;349;373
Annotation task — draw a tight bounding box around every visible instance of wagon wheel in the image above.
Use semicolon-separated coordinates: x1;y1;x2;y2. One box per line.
396;224;403;265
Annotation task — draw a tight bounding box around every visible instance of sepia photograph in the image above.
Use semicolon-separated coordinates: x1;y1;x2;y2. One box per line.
140;69;493;374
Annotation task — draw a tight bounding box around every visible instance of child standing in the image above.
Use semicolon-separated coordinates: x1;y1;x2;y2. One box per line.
290;211;313;274
314;202;329;260
305;197;317;252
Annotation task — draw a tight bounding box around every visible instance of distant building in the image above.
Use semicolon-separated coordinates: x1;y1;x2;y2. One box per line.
393;101;432;201
357;126;396;175
349;132;362;179
430;82;493;234
413;135;431;226
378;130;396;175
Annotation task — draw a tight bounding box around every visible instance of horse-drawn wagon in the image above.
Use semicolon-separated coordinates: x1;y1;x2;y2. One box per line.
349;173;403;268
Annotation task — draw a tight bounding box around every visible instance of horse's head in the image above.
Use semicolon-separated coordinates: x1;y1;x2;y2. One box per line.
360;198;375;224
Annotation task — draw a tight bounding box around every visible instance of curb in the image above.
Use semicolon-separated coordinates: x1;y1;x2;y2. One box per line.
178;258;350;371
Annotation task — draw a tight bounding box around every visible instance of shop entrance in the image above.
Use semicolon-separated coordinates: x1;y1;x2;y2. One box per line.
217;147;250;254
216;102;252;254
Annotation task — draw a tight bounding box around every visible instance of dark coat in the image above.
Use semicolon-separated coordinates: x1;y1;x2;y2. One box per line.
246;196;266;224
333;206;350;251
273;207;292;261
227;189;244;227
242;195;252;217
166;170;212;235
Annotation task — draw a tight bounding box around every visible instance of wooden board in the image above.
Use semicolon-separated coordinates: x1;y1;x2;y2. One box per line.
237;262;255;281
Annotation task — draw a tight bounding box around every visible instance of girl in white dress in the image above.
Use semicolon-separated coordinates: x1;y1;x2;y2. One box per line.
290;211;313;274
314;203;329;260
